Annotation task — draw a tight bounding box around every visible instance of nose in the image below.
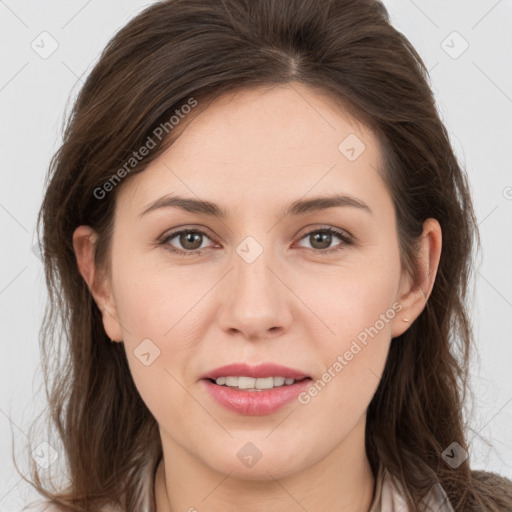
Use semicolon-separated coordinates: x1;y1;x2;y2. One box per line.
216;241;293;341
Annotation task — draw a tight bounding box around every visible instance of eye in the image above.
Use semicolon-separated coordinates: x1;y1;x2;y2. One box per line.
295;226;353;254
159;226;353;257
159;229;216;257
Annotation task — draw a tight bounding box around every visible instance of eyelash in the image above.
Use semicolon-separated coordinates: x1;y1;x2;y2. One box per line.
158;226;353;258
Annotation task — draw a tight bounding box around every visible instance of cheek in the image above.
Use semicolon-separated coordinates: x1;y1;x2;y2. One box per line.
298;295;393;442
111;262;217;418
293;255;400;412
113;261;213;340
119;295;193;433
311;282;395;397
292;255;401;343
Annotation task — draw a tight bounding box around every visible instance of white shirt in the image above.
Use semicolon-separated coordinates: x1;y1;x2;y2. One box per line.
369;463;455;511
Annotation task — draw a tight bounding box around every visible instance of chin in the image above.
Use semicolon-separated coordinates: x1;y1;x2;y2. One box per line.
202;444;310;481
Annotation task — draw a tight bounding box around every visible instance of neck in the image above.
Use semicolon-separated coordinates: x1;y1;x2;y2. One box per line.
154;415;376;512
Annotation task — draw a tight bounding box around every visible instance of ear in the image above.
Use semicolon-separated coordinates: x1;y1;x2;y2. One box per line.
391;218;442;338
72;225;124;342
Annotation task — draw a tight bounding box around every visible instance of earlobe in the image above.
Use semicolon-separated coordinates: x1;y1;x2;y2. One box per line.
391;218;442;338
72;225;124;342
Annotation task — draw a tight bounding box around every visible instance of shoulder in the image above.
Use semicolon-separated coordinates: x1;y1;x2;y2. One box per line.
382;468;512;512
381;467;455;512
471;469;512;488
470;469;512;509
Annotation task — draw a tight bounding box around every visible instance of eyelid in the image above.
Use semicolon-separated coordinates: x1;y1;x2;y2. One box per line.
297;224;353;241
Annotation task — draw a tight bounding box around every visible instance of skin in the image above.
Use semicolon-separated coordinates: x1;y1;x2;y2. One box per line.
73;82;442;512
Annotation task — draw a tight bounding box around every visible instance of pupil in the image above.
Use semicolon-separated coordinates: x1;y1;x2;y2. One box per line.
181;232;202;250
312;232;331;249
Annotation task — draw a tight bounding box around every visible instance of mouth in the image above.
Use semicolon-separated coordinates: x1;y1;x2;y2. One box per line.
200;363;313;415
206;375;311;391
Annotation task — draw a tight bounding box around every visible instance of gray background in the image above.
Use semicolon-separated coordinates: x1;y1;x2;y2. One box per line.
1;0;511;510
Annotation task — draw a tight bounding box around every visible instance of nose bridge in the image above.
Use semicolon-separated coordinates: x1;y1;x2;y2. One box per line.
236;237;274;297
218;234;291;338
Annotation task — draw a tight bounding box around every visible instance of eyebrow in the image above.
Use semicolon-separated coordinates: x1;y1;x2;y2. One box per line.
138;193;372;219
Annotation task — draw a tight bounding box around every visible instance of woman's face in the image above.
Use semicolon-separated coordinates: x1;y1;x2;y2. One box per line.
78;83;438;480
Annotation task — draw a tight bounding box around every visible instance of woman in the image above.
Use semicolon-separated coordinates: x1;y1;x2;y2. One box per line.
22;0;512;510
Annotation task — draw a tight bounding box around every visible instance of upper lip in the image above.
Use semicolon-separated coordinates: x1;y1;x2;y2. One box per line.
201;363;310;380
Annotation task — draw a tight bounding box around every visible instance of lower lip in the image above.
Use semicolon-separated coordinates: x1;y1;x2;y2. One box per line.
202;378;312;415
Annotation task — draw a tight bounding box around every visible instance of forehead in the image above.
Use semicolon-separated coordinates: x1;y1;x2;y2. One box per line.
116;83;390;218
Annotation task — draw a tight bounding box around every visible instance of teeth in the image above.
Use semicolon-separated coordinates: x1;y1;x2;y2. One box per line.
225;376;238;386
273;377;285;386
255;377;274;389
213;376;300;390
238;376;256;389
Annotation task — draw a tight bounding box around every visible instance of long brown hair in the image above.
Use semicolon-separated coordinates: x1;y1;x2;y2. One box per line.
18;0;512;510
